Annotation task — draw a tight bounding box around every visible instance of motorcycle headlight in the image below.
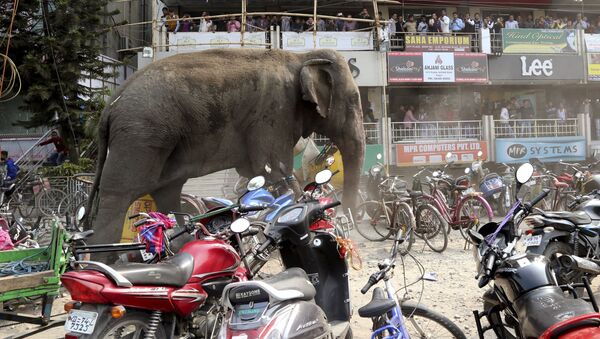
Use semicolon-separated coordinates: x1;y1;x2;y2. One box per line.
370;166;382;176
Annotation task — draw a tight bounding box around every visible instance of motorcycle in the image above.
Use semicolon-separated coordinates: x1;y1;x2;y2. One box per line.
470;162;600;339
465;151;509;215
61;184;270;338
218;169;352;339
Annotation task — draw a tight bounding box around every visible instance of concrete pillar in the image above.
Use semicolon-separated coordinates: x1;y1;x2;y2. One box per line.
482;115;495;161
579;113;592;155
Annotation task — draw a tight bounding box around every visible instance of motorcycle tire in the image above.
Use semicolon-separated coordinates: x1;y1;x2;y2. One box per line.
483;301;516;339
90;311;167;339
415;204;448;253
401;301;467;339
544;241;585;286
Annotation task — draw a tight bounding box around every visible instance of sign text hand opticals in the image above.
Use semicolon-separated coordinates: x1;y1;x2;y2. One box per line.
521;56;553;77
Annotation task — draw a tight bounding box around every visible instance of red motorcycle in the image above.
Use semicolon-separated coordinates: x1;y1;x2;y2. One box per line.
61;204;266;339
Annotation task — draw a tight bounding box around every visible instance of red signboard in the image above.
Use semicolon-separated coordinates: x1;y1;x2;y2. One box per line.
396;141;488;167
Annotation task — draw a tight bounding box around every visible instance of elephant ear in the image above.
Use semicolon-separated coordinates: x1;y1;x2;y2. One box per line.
300;59;334;118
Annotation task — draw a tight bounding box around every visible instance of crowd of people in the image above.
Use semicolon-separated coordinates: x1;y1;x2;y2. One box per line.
159;7;378;34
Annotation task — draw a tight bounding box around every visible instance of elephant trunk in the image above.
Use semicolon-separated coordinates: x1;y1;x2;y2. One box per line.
336;119;365;212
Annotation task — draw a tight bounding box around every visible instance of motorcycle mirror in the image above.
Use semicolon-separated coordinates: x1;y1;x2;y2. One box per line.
76;205;86;222
326;156;335;166
315;169;333;185
264;164;272;174
230;218;250;233
247;176;266;191
477;150;483;158
464;167;471;174
575;172;583;179
515;163;534;185
432;170;440;177
376;153;383;160
468;229;484;244
445;152;455;163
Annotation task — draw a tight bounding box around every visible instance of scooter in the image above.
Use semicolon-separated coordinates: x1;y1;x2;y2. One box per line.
470;162;600;339
218;170;352;339
61;182;269;338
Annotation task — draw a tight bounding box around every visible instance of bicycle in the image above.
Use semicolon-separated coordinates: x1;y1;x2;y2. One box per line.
358;224;467;339
2;173;67;218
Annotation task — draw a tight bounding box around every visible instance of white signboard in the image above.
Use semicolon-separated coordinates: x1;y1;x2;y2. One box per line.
585;34;600;52
480;28;491;54
338;51;386;87
282;32;373;51
422;52;455;82
168;32;267;51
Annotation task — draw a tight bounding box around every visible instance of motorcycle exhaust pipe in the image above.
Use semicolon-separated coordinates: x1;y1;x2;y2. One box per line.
558;255;600;276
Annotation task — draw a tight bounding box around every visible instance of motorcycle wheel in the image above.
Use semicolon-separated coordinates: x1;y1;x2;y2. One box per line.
401;301;467;339
355;201;392;241
92;311;167;339
415;204;448;253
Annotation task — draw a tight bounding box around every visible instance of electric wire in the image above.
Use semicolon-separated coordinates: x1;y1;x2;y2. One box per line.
0;53;21;102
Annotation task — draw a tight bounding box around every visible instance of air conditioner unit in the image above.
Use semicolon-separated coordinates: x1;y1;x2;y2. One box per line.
119;36;130;50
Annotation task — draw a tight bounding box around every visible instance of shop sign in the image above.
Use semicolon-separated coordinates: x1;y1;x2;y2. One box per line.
502;29;578;54
338;51;387;86
495;137;586;163
396;141;487;166
488;54;584;82
388;52;488;83
405;34;470;52
168;32;267;51
282;32;373;51
588;53;600;81
585;34;600;52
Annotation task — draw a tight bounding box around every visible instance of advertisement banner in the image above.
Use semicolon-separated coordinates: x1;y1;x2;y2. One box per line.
396;141;487;166
588;53;600;81
502;29;578;54
338;51;387;86
495;137;586;163
405;34;470;52
585;34;600;52
168;32;267;51
489;54;584;83
388;52;488;83
282;32;373;51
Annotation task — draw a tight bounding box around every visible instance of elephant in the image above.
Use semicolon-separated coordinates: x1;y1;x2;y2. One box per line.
85;48;365;254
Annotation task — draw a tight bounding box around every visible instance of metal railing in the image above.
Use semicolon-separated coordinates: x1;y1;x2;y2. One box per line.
389;31;480;52
313;122;380;146
494;118;580;139
391;120;482;143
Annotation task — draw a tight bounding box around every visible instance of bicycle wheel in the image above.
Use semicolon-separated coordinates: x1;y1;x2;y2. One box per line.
180;193;207;215
401;301;467;339
415;204;448;253
392;202;416;253
355;201;392;241
36;188;67;217
458;197;492;241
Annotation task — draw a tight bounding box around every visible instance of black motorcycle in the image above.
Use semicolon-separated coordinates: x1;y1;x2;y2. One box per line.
470;163;600;339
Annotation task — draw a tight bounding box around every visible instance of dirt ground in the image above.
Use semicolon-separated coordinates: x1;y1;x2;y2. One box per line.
3;227;597;339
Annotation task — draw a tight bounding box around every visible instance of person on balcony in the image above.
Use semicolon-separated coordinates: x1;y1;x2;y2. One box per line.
522;14;535;28
450;12;464;32
387;13;398;36
227;17;241;32
463;13;475;33
38;131;69;166
343;15;357;31
291;17;305;32
428;13;441;33
440;10;450;33
404;15;417;33
557;103;567;123
500;102;514;136
179;14;194;32
335;13;345;31
403;106;418;128
357;8;371;30
520;99;535;136
281;13;291;32
198;12;213;32
417;16;428;34
574;14;589;30
505;15;519;29
165;9;179;33
473;13;483;30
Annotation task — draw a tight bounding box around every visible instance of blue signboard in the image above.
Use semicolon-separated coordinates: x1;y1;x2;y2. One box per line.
495;136;586;163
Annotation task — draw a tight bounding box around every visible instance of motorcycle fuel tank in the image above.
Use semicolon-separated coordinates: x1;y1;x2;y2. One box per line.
240;188;276;206
494;252;556;303
180;239;242;284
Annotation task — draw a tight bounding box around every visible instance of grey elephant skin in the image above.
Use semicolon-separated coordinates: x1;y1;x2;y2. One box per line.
86;48;365;253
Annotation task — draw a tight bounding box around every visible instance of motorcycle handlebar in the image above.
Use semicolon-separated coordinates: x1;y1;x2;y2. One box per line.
322;201;341;211
257;238;273;254
525;189;550;211
238;204;268;213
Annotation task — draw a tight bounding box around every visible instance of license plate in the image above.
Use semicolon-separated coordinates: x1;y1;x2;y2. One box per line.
65;310;98;334
523;235;542;247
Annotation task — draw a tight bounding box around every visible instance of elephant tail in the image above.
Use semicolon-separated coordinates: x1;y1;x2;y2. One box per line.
84;109;110;230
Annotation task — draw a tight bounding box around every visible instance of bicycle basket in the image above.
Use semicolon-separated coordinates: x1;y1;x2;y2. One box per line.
480;176;504;197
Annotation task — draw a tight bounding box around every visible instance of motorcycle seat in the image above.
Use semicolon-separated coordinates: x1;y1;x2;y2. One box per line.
108;252;194;287
226;268;316;305
543;211;592;225
358;287;396;318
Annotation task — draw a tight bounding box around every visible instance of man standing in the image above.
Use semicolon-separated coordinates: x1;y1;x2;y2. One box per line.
39;131;69;166
450;12;464;32
404;15;417;33
505;15;519;29
440;10;450;33
473;13;483;30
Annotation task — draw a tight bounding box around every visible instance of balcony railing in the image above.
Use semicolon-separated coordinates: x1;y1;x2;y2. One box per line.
391;120;482;144
494;118;580;139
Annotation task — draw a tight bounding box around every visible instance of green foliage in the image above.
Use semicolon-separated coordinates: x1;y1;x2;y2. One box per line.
38;157;96;177
1;0;119;158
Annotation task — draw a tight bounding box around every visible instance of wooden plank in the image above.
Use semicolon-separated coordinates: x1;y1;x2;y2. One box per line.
0;271;54;293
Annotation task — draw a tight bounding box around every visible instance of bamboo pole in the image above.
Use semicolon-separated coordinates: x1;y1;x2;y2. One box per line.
313;0;318;48
372;0;380;50
241;0;246;47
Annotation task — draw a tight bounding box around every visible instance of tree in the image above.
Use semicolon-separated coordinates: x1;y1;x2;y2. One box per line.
1;0;119;161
